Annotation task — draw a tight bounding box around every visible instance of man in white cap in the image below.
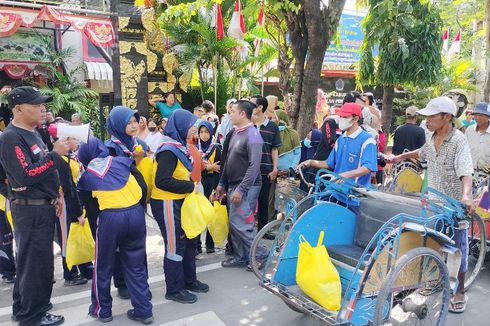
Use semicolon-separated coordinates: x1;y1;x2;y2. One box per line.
465;102;490;172
387;96;474;313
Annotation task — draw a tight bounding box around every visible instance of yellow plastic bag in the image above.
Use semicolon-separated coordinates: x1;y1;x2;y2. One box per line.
208;202;229;244
66;221;95;271
182;192;215;239
296;231;341;311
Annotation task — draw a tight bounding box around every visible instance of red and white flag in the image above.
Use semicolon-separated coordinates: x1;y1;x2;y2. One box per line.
228;0;246;40
254;7;265;57
442;30;449;53
447;30;461;59
215;2;224;40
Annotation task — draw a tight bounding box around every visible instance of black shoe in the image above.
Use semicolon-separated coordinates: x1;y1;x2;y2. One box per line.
127;309;154;324
221;258;247;268
2;275;15;284
206;248;215;254
88;311;113;323
64;275;87;286
263;231;276;240
34;313;64;326
185;280;209;293
12;303;53;321
165;289;197;304
118;287;130;299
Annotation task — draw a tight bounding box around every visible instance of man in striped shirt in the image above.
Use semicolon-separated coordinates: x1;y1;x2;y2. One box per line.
299;103;377;187
251;95;282;231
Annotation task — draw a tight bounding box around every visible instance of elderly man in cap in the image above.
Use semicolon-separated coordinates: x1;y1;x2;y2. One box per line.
0;86;68;325
465;102;490;172
387;96;474;314
298;102;378;188
392;105;426;155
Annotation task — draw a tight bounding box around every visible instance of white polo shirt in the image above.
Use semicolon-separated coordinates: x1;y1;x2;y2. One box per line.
465;122;490;169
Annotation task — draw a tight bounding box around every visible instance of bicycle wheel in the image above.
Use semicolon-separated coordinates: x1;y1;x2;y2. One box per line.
465;212;486;291
249;219;284;280
373;247;450;326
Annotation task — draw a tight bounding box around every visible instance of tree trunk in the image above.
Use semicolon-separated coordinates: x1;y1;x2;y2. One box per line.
285;9;307;128
483;0;490;102
295;0;345;137
381;85;395;134
277;52;292;103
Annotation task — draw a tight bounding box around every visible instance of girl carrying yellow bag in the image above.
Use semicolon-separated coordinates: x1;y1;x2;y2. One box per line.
296;231;341;311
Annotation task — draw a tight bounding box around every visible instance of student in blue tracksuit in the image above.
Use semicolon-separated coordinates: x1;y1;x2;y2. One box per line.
104;106;149;299
79;138;153;324
197;121;221;253
150;109;209;304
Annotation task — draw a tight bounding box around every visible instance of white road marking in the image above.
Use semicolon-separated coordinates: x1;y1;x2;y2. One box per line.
0;262;222;318
158;311;226;326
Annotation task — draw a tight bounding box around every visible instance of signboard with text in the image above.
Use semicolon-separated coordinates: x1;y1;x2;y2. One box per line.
323;12;366;71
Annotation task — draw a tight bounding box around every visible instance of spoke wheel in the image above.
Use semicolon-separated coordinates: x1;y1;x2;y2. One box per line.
465;212;486;291
249;219;285;280
374;247;450;326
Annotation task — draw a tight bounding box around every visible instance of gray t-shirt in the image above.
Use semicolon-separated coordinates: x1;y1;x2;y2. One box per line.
219;124;263;194
419;128;473;200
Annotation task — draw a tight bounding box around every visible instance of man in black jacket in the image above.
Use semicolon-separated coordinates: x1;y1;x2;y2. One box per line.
0;86;68;326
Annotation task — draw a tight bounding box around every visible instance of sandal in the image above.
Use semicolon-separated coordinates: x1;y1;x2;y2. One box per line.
449;295;468;313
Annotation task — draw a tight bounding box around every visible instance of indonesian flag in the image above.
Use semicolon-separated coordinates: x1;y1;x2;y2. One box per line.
228;0;246;40
254;7;265;57
442;30;449;53
447;31;461;59
216;2;224;40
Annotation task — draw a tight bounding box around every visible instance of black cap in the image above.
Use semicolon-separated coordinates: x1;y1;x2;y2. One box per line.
7;86;52;108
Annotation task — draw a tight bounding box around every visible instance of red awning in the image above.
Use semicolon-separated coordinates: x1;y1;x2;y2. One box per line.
0;5;114;48
321;70;357;78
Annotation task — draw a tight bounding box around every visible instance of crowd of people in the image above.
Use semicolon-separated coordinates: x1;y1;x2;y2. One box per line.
0;85;489;325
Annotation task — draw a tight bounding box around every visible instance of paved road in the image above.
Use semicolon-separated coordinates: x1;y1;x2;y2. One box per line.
1;215;488;325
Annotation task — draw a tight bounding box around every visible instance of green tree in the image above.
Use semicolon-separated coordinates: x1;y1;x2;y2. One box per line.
158;0;274;110
282;0;345;137
32;37;98;116
358;0;443;133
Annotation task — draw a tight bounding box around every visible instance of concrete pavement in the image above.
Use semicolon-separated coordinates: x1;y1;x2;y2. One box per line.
0;214;488;325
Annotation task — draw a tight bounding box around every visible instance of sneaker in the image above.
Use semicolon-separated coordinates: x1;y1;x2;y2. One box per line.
221;258;247;268
185;280;209;293
118;287;130;299
165;289;197;304
64;275;87;286
2;275;15;284
127;309;154;324
206;248;215;254
88;311;113;323
34;313;64;326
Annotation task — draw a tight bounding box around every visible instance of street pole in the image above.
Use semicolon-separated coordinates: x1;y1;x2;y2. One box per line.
110;0;122;106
